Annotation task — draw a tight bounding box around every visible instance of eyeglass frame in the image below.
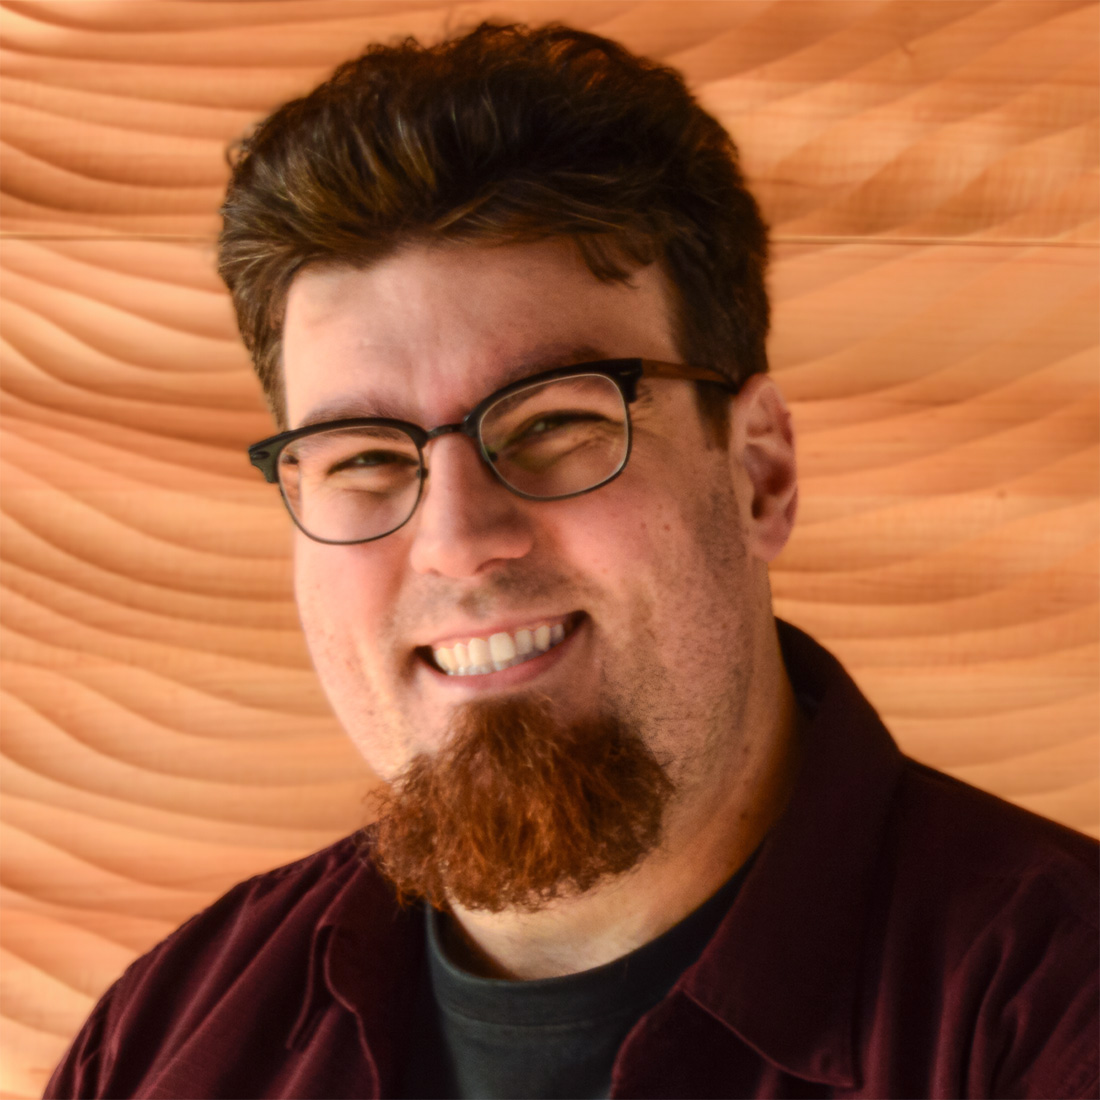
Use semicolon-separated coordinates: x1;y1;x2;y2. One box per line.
247;357;739;545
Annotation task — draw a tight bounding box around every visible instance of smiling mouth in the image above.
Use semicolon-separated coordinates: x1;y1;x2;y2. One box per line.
423;614;581;677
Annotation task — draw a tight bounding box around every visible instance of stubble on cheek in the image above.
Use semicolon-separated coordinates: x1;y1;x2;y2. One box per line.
598;477;756;791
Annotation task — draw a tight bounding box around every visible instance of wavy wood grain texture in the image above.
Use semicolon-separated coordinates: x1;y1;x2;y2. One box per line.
1;1;1097;1094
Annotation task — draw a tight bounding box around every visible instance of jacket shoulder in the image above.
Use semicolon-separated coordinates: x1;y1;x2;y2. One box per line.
894;759;1098;912
44;833;394;1099
877;761;1098;1098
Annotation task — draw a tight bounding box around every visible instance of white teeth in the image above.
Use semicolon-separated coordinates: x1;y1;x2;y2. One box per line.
467;637;491;673
489;632;516;671
431;619;572;677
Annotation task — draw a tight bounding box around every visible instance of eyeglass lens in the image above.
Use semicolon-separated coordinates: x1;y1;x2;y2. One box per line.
276;372;630;544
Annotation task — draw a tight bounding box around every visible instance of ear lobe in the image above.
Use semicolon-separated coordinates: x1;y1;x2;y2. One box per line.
731;374;798;562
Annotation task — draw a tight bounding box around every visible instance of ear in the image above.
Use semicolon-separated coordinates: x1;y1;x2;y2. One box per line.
729;374;798;562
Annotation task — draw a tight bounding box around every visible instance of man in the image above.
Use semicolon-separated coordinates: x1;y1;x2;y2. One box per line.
46;22;1097;1100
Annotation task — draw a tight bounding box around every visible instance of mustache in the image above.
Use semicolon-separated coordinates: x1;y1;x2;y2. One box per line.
396;561;590;631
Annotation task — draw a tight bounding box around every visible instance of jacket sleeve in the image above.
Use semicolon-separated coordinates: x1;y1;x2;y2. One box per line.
43;984;117;1099
1001;934;1100;1100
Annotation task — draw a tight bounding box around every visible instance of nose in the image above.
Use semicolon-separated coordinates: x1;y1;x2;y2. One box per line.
407;433;535;577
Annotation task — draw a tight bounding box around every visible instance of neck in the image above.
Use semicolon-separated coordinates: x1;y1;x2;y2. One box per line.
444;623;805;980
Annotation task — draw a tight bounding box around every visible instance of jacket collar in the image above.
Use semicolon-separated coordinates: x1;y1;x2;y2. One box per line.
301;837;424;1092
679;621;904;1088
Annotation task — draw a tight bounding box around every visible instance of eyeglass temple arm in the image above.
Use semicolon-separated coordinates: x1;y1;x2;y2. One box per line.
638;359;741;393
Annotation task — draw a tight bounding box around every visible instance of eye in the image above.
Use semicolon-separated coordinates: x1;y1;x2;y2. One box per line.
328;449;419;475
507;410;606;443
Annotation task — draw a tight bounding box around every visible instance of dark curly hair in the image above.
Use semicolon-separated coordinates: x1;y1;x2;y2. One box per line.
218;22;770;428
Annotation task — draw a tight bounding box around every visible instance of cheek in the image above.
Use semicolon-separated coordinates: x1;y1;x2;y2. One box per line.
553;476;723;637
566;449;736;568
294;542;345;639
547;490;664;596
623;474;750;634
292;541;413;773
292;540;395;668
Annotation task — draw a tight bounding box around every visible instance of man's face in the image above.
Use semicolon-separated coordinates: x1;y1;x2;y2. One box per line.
282;239;776;830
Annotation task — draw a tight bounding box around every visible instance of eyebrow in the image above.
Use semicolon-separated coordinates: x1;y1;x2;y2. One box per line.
296;342;611;429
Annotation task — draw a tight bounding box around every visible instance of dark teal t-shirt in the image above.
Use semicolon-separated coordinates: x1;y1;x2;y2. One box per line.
399;856;754;1099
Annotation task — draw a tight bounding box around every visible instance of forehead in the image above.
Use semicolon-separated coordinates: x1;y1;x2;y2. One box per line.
280;240;677;428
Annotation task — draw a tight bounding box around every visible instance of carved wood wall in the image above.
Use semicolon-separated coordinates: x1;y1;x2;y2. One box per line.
2;2;1097;1094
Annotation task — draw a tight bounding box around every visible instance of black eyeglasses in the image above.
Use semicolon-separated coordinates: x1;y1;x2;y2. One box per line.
248;358;737;545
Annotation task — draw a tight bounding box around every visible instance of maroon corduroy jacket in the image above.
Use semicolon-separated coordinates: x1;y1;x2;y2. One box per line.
45;623;1099;1099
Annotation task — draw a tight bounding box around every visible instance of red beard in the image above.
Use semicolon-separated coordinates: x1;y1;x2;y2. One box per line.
368;694;675;913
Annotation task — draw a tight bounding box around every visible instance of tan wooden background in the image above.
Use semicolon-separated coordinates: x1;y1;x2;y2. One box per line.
1;1;1097;1095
